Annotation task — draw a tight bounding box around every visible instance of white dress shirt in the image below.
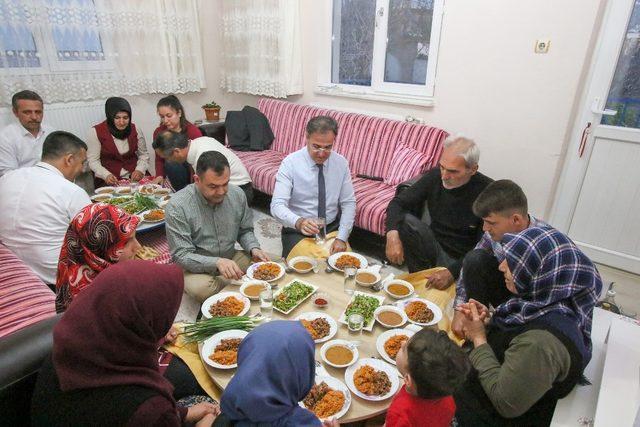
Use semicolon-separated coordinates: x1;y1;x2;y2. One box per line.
271;147;356;242
0;162;91;284
186;136;251;186
85;126;150;180
0;122;55;177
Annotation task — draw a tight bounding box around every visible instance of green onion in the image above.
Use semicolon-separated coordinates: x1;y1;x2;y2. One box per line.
180;315;262;343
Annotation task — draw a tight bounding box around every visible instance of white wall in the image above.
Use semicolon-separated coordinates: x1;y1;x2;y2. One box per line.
216;0;605;219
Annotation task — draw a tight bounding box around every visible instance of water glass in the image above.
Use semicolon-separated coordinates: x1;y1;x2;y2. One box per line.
259;289;274;321
313;217;327;245
343;267;356;295
347;313;364;334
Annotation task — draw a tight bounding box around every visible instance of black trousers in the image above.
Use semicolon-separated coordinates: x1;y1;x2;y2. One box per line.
397;213;456;273
461;249;512;308
165;161;191;192
239;182;254;206
164;356;206;400
281;218;340;258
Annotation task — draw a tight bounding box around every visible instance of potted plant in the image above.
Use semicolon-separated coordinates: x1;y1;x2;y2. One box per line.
202;101;221;121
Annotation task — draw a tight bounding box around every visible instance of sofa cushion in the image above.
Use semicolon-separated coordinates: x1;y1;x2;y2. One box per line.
352;178;398;236
384;144;432;186
234;149;286;195
0;244;55;339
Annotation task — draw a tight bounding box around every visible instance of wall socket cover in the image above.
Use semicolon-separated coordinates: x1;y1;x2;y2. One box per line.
535;39;550;54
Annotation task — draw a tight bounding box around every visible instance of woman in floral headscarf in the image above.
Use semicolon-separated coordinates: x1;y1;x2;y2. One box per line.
55;203;141;313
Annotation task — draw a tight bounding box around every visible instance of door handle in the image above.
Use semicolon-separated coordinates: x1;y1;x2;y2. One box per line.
591;97;617;116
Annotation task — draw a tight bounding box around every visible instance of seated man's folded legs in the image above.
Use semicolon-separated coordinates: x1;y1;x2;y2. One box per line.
183;251;253;303
398;213;455;273
240;183;254;206
461;249;511;308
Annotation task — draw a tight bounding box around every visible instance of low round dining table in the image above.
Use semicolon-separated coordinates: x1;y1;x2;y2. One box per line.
199;261;415;424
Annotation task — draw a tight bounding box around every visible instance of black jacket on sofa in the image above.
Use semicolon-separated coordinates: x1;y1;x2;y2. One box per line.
226;106;274;151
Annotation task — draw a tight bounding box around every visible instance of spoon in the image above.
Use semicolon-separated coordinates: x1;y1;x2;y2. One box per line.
280;257;293;274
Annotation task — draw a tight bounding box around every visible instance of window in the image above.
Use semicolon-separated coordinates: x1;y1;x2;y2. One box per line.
0;0;107;71
317;0;444;105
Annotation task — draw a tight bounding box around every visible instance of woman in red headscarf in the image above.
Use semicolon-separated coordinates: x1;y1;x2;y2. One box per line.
55;203;141;313
31;261;219;426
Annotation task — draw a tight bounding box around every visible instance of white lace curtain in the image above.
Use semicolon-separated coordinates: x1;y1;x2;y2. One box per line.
0;0;205;105
220;0;302;98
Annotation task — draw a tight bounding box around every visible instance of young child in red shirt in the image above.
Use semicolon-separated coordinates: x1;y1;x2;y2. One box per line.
385;329;470;427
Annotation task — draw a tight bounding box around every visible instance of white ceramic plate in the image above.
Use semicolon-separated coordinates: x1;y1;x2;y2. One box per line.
140;209;165;223
288;256;317;274
239;280;270;301
153;187;171;196
327;252;368;272
396;297;442;326
344;357;400;401
91;194;112;203
201;291;250;319
373;305;408;328
299;375;352;421
95;186;116;194
320;339;359;368
376;328;416;365
137;184;160;195
246;261;285;283
338;291;385;331
295;311;338;343
115;186;133;195
383;279;415;299
201;329;248;369
272;279;319;315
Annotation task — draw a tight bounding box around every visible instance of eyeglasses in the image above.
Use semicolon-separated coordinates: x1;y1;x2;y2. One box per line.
311;144;333;153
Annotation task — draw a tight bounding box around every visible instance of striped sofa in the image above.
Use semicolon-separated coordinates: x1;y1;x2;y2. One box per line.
0;244;56;339
232;99;448;236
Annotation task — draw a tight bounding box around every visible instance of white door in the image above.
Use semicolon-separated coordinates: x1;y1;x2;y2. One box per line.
551;0;640;274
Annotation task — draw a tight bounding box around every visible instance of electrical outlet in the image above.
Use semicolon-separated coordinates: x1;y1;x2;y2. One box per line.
535;39;550;54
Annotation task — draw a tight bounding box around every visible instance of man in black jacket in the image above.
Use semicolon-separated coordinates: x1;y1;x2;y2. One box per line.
385;136;492;289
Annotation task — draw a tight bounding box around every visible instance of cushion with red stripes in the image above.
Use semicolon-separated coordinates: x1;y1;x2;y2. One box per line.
0;244;55;339
352;178;397;236
384;144;432;186
233;149;286;195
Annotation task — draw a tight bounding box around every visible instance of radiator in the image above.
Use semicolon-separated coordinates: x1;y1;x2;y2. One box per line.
0;100;105;139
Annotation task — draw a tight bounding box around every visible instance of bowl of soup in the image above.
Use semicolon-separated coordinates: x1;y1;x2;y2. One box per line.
288;256;317;274
320;339;359;368
374;305;408;328
355;270;381;288
240;280;270;301
384;279;414;299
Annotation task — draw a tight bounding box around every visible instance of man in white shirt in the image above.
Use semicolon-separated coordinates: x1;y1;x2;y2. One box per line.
271;116;356;257
0;131;91;286
152;132;254;203
0;90;55;177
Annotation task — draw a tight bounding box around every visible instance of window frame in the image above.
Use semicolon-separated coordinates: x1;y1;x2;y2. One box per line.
316;0;445;106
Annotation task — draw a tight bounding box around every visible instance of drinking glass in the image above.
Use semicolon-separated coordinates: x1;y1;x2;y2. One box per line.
347;313;364;334
343;267;356;295
313;217;326;245
259;289;274;321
